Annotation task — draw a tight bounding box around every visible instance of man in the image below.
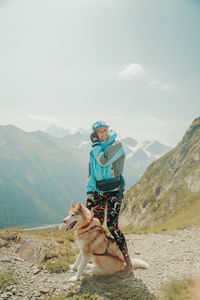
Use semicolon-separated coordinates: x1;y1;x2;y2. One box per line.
86;121;133;278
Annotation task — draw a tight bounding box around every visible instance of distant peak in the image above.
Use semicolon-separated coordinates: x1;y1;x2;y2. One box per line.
193;116;200;123
182;117;200;143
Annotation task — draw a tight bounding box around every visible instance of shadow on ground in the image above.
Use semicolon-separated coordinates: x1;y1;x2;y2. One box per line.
64;273;156;300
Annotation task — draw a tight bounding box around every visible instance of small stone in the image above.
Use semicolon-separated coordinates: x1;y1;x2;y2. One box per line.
1;293;9;299
40;287;49;294
134;251;140;255
33;268;40;275
12;288;17;295
33;291;41;297
0;257;11;262
105;292;112;296
14;256;23;261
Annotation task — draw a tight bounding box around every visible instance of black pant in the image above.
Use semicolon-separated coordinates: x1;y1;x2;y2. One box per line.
92;191;129;258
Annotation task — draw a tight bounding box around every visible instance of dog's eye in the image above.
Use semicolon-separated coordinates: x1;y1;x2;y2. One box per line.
71;213;75;217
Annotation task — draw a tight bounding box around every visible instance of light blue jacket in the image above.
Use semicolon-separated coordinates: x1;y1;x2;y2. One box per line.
86;130;126;195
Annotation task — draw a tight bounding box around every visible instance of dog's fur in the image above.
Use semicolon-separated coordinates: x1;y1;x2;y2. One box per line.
61;201;149;281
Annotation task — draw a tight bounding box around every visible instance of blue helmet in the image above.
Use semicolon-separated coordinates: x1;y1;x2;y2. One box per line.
92;121;109;132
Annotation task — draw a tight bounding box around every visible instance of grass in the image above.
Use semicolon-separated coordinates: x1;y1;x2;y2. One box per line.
45;258;71;273
31;229;79;273
121;196;200;235
47;292;105;300
159;277;197;300
0;227;23;239
0;272;18;292
0;227;79;274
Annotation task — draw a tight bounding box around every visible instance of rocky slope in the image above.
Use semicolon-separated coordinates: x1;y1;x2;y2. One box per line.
121;117;200;229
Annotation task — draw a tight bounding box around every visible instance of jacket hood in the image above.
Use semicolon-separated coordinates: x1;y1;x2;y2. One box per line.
100;129;117;149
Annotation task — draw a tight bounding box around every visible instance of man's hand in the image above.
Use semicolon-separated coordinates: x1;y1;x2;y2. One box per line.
90;131;99;143
86;196;94;210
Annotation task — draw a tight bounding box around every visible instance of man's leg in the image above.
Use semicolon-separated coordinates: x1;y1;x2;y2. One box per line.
92;192;106;225
106;192;133;278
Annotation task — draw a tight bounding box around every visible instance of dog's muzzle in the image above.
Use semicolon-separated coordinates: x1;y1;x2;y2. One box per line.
63;220;77;231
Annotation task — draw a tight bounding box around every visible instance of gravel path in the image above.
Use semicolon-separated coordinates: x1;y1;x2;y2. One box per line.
126;227;200;296
0;227;200;299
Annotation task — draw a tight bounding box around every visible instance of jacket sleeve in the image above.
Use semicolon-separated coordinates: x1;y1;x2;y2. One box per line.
86;153;96;195
92;141;125;167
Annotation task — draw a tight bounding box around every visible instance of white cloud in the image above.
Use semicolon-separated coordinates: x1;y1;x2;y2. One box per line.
148;78;170;90
118;63;144;80
28;114;58;123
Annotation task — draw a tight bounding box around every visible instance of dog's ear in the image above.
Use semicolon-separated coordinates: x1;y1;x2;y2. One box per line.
78;202;82;212
72;201;76;208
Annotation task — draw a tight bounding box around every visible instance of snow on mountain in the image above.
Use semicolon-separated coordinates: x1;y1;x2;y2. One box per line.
45;124;71;138
122;138;171;161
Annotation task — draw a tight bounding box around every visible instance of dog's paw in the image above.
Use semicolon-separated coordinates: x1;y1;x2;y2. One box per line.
69;275;79;281
86;263;94;269
70;264;78;270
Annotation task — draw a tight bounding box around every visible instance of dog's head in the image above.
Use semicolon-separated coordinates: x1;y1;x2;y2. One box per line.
63;201;91;231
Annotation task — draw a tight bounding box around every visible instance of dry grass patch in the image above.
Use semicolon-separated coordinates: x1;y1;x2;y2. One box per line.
159;277;200;300
0;272;18;292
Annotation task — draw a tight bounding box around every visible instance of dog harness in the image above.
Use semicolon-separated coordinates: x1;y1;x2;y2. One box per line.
80;216;94;229
79;216;101;236
79;216;126;266
93;236;126;266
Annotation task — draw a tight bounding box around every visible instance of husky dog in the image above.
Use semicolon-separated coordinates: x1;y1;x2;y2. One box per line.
62;201;149;281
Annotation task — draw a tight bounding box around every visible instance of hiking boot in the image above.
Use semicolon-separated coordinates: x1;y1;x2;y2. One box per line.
116;256;134;279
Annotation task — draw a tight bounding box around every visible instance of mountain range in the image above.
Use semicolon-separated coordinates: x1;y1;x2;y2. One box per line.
45;125;171;188
0;124;171;228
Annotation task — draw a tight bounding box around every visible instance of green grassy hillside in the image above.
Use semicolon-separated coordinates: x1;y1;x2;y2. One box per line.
121;117;200;231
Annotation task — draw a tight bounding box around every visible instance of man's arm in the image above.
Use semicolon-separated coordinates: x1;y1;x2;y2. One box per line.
92;141;125;167
86;154;96;195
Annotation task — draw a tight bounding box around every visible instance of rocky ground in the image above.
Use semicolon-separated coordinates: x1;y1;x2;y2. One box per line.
0;227;200;300
126;227;200;296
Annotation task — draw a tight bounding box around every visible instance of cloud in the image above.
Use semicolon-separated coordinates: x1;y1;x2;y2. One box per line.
28;114;58;123
148;78;170;90
118;63;144;80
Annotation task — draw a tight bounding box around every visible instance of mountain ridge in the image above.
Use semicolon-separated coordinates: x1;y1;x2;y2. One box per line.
120;117;200;230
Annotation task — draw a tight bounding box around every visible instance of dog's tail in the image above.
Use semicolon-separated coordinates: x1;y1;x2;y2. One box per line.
131;258;149;270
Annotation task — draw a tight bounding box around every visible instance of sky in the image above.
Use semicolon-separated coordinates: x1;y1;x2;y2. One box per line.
0;0;200;147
